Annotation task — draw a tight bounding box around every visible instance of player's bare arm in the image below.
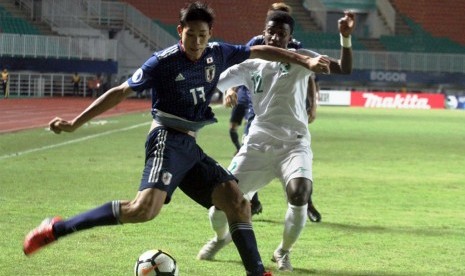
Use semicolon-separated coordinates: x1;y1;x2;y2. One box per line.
250;45;330;74
49;81;134;134
307;77;318;124
327;11;355;74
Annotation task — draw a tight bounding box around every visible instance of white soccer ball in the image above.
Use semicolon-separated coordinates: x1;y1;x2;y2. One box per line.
445;95;458;109
134;249;179;276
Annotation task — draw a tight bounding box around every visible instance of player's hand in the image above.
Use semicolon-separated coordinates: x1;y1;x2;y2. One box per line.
223;88;238;108
307;108;316;124
309;56;330;74
49;117;76;134
339;11;355;37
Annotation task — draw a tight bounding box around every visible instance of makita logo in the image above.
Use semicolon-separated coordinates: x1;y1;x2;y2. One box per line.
362;93;431;109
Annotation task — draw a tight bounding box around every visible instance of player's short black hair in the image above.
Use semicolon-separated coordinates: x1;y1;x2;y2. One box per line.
265;10;295;34
179;1;215;29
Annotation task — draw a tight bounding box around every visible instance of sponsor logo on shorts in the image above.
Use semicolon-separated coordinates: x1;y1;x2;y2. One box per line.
162;171;172;185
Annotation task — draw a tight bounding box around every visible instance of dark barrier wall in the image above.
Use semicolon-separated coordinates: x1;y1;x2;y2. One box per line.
318;69;465;86
0;57;118;74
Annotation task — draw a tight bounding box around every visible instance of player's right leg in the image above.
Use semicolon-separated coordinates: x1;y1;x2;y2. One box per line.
24;126;187;256
229;103;246;153
23;189;167;256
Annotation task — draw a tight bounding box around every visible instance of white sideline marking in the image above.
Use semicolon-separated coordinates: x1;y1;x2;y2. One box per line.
0;122;150;161
0;104;225;161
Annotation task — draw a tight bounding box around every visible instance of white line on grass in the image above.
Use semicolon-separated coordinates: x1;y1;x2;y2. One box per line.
0;122;150;161
0;105;225;161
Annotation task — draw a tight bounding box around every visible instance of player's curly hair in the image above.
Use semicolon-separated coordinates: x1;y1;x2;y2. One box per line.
179;1;215;29
268;2;292;14
266;10;295;34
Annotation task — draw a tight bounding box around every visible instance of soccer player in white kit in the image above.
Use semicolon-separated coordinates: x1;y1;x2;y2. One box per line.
198;10;354;271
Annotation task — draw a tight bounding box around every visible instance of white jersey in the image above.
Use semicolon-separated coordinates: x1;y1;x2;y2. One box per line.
217;48;318;142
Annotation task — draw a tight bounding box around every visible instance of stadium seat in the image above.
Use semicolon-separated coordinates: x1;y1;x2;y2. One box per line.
391;0;465;48
379;16;465;53
0;6;40;35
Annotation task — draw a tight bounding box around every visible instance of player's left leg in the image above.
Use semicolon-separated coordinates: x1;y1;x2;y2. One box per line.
272;141;313;271
185;153;270;276
272;177;312;271
212;180;268;276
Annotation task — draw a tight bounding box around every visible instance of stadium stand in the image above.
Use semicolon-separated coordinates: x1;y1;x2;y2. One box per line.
122;0;280;44
391;0;465;46
1;0;464;98
0;6;39;35
379;16;465;54
379;0;465;53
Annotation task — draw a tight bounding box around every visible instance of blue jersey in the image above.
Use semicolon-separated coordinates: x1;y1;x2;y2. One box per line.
128;41;250;131
247;35;303;49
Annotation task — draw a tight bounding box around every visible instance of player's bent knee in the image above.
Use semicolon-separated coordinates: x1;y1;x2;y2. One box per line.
212;181;250;221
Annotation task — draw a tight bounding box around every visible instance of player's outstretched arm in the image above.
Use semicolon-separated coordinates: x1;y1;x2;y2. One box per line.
49;82;134;134
328;11;355;74
250;45;330;74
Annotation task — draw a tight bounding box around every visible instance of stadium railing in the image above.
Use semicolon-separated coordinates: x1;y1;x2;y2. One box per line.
309;49;465;73
7;72;101;98
0;33;117;60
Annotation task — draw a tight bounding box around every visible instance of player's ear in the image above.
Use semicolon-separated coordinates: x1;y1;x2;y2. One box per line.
177;25;183;37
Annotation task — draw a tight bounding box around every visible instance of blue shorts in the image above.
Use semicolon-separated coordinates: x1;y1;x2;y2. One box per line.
139;126;237;208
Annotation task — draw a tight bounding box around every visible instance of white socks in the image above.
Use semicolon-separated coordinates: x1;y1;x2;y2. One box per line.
280;203;308;251
209;206;229;241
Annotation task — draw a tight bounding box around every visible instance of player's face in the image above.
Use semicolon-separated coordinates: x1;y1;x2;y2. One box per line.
263;21;292;49
178;21;212;61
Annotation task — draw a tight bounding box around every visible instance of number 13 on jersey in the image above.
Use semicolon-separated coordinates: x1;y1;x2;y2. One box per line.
190;87;206;105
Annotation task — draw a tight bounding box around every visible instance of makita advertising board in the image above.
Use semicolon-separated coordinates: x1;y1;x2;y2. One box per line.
351;92;445;109
318;90;351;106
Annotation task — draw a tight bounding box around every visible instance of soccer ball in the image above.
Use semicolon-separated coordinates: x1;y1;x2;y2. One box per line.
134;249;179;276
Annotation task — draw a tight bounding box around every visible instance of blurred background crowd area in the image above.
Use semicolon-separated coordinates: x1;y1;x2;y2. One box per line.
0;0;464;108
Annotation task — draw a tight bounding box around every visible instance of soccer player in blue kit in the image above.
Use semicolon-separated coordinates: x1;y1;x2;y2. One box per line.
22;2;330;275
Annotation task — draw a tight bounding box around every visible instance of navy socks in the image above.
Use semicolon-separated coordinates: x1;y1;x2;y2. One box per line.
230;222;265;275
53;201;120;238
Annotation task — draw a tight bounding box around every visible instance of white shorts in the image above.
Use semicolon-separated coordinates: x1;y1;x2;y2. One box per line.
228;131;313;201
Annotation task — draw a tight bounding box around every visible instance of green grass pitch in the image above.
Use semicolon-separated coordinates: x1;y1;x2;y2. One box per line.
1;106;464;275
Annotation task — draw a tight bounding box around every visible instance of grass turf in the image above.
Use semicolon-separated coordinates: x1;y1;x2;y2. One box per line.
1;106;464;275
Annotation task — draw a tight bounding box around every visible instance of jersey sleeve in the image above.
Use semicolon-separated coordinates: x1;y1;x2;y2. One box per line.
127;55;159;92
246;35;264;46
220;42;251;68
217;63;251;93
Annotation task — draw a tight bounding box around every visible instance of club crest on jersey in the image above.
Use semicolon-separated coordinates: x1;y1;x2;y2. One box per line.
205;65;216;82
